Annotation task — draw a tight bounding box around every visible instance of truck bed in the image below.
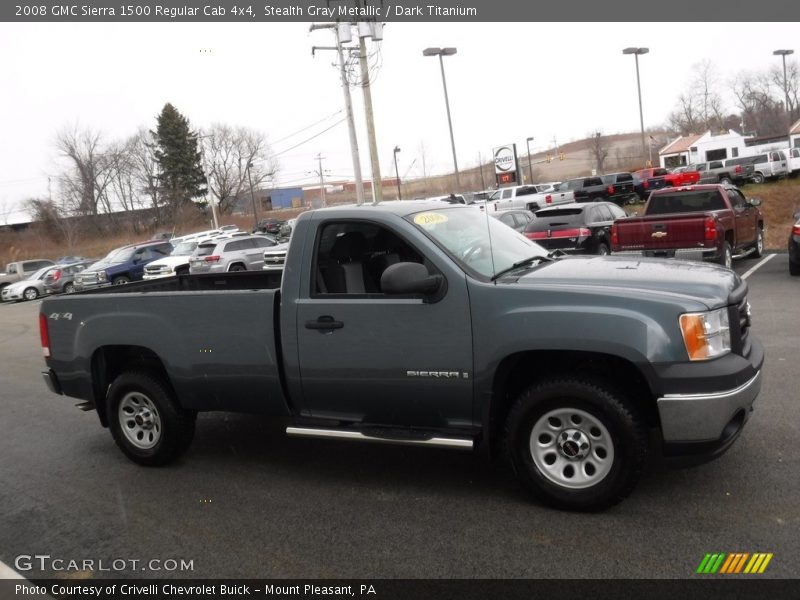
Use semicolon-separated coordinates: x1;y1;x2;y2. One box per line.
613;212;712;252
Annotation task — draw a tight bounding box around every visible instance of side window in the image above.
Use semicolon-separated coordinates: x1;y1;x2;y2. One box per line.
594;205;614;222
731;148;739;158
253;237;274;248
770;152;780;161
515;213;532;227
225;240;249;252
502;189;513;199
728;190;746;210
313;222;424;295
608;204;627;220
710;161;723;169
499;213;515;227
23;262;38;272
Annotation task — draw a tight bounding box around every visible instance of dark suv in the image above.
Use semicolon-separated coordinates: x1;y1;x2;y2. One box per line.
74;241;173;290
253;218;286;235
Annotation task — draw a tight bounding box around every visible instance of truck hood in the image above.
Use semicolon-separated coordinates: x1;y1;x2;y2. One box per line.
515;255;740;308
146;256;191;268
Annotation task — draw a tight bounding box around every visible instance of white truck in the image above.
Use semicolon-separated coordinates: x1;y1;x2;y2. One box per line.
487;184;574;212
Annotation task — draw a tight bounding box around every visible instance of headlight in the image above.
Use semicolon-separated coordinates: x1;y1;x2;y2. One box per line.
97;271;108;282
679;308;731;361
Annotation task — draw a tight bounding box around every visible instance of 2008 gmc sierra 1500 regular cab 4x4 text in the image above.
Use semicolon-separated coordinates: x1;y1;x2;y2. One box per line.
39;201;764;511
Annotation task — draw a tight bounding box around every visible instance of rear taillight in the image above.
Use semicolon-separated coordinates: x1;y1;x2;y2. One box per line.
643;181;649;189
735;165;742;173
204;255;221;263
52;269;62;282
545;195;553;204
39;313;50;358
525;232;545;239
607;185;615;195
704;216;717;241
611;224;619;246
792;223;800;236
578;227;591;237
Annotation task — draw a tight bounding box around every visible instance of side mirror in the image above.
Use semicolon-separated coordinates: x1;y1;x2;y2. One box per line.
381;262;442;296
748;198;762;207
794;211;800;220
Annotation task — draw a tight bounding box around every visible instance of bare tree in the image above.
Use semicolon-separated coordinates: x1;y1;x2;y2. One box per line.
668;61;729;135
202;124;279;214
126;128;164;224
590;131;610;173
25;197;83;250
731;71;785;136
769;60;800;122
55;126;116;218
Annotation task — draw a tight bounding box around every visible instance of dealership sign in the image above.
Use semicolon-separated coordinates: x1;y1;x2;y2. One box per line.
493;144;519;185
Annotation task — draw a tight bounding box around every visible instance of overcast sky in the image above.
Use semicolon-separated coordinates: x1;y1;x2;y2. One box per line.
1;22;798;223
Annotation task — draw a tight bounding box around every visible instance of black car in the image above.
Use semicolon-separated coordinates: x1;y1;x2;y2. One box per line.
491;209;535;232
790;211;800;276
600;172;638;206
522;202;626;255
253;218;286;235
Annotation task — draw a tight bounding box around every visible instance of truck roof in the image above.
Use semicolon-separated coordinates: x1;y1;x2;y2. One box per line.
311;200;475;218
650;184;731;194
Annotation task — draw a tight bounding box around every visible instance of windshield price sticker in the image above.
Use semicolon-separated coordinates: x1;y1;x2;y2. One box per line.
414;212;448;226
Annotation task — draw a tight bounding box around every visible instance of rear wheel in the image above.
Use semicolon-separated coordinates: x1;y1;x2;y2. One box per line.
719;176;733;185
752;173;765;184
107;371;195;466
717;242;733;269
63;282;75;294
229;264;246;272
790;256;800;276
23;287;39;301
504;377;647;511
596;243;610;256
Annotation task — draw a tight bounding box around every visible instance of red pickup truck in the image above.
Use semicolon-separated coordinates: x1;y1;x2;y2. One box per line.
634;167;700;189
611;184;764;268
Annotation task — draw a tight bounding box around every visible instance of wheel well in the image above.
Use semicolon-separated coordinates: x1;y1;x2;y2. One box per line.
486;350;657;452
91;345;172;427
228;262;246;271
112;273;130;281
725;230;734;246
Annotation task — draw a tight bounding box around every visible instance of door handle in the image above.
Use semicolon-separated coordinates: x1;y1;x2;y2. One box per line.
305;316;344;331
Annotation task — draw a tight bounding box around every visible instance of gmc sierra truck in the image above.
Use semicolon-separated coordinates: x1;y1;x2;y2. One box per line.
611;184;764;269
39;201;763;511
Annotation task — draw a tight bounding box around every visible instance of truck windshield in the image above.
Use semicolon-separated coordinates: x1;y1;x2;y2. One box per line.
171;241;198;256
647;191;726;214
104;247;135;262
407;207;548;279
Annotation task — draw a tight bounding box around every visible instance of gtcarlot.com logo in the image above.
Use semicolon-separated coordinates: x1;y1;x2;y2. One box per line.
696;552;773;574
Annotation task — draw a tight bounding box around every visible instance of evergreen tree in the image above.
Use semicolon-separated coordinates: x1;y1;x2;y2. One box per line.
152;103;206;208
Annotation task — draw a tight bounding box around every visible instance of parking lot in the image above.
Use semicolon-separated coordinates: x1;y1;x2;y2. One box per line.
0;254;797;579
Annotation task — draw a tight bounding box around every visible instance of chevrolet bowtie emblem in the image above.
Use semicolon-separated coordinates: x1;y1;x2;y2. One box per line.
651;231;668;238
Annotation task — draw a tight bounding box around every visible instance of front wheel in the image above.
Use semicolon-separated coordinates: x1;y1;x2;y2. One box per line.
23;287;39;301
751;228;764;258
504;378;647;511
751;173;765;184
112;275;130;285
719;176;733;185
595;243;610;256
63;282;75;294
107;371;196;466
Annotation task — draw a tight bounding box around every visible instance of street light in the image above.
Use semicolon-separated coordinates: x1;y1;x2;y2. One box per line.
526;137;534;184
774;49;795;142
623;47;649;165
393;146;402;200
423;47;460;189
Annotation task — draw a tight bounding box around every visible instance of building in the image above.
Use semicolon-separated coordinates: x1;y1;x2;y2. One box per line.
789;119;800;148
659;130;752;168
230;186;305;214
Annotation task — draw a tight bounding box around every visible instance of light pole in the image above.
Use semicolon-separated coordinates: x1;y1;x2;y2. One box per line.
526;137;534;184
423;47;460;189
393;146;402;200
774;49;794;143
623;47;649;165
246;161;258;230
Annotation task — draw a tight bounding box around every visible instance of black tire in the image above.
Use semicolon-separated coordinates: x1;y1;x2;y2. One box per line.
504;377;647;511
717;241;732;269
751;227;764;259
112;275;130;285
229;264;246;272
63;282;75;294
595;242;610;256
719;176;733;185
752;173;765;184
23;287;39;301
106;371;196;466
790;258;800;276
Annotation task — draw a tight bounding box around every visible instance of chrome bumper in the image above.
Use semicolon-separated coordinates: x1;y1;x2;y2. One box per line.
657;370;761;442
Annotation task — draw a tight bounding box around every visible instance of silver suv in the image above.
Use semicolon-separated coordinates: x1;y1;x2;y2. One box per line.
189;235;276;274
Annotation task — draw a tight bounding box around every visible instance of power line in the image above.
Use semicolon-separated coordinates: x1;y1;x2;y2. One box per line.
270;110;344;146
272;118;347;157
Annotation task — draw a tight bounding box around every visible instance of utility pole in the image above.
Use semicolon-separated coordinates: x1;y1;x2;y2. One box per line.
773;49;795;146
316;153;327;207
526;137;534;184
310;23;366;205
478;152;486;189
358;35;382;204
393;146;401;200
197;134;219;229
246;161;258;230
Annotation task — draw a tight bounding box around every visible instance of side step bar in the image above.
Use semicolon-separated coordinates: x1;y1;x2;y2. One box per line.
286;427;474;450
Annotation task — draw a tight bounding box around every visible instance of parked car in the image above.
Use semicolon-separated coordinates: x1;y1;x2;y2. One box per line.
0;259;55;295
522;202;626;255
790;211;800;276
262;242;292;272
631;170;668;200
253;218;286;235
688;160;754;186
40;201;763;511
556;176;609;203
634;167;700;188
54;255;88;264
611;184;764;268
599;172;638;206
490;209;535;232
786;147;800;176
143;240;203;280
43;260;94;295
74;241;173;290
189;235;276;274
1;266;53;302
748;151;789;183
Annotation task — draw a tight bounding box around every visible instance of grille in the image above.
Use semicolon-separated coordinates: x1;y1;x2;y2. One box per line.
263;252;286;268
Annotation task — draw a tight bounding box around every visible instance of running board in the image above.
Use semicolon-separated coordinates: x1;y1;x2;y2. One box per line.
285;426;474;450
733;247;755;259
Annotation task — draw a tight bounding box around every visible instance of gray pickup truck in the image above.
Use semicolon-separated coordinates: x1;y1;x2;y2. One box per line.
39;202;763;511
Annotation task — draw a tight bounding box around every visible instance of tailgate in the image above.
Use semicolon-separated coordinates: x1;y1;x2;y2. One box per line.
614;214;709;251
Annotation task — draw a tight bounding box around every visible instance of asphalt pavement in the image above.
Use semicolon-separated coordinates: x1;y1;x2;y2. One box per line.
0;254;797;579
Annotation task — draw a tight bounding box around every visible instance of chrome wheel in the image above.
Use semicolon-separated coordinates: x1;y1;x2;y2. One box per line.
529;407;614;490
118;392;162;450
23;287;38;301
756;229;764;255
